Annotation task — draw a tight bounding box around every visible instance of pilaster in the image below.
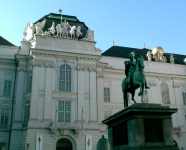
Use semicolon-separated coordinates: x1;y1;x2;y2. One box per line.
89;69;97;121
12;68;26;129
44;65;53;120
29;65;40;120
77;67;84;120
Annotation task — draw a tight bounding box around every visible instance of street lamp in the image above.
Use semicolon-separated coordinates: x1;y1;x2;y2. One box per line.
58;9;62;24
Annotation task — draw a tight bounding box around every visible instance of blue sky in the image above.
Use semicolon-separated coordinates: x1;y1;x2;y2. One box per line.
1;0;186;55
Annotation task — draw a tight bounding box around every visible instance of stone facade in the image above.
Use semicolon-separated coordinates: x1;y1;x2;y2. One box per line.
0;14;186;150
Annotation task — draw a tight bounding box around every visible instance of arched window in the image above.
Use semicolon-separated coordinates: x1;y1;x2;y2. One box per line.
161;83;170;104
27;71;32;93
59;64;71;92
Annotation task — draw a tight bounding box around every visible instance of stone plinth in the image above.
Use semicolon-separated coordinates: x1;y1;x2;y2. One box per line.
102;103;179;150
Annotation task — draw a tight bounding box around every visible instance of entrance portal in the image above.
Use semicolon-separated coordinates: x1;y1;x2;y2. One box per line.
56;138;72;150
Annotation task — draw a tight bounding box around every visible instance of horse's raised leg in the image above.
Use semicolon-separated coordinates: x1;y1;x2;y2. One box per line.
131;90;136;104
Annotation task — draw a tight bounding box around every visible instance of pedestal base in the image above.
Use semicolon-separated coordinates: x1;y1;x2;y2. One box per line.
102;103;179;150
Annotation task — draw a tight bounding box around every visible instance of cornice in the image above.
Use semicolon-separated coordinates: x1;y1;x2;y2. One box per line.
17;68;27;72
76;67;97;72
32;62;55;68
32;52;56;57
103;69;124;75
0;59;15;66
77;56;100;61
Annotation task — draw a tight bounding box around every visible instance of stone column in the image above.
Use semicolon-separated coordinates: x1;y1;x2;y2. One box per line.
89;68;97;122
12;68;26;129
77;67;84;121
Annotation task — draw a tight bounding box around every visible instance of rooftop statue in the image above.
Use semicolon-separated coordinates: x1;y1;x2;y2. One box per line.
147;51;152;61
23;22;35;41
169;54;174;64
35;20;46;35
122;53;150;108
48;22;55;36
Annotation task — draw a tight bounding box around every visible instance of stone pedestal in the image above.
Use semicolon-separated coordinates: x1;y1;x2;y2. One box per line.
102;103;179;150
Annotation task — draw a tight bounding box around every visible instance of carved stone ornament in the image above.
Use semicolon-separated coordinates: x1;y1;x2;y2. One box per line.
23;22;35;41
82;29;94;41
35;19;46;35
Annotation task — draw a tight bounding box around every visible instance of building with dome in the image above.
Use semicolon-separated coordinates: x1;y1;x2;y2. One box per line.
0;13;186;150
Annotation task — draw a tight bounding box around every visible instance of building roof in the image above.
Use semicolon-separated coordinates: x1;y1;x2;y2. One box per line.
34;13;89;40
101;46;186;65
0;36;15;46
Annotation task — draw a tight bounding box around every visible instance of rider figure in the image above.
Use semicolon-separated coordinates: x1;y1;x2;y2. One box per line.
125;52;135;88
125;52;150;89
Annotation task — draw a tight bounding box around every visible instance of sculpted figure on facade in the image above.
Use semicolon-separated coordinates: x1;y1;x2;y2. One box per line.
158;53;163;62
48;22;55;36
23;22;35;41
43;31;51;37
169;54;174;64
146;51;152;61
35;19;46;35
70;26;76;39
82;29;94;41
56;24;62;37
76;26;82;38
62;21;69;38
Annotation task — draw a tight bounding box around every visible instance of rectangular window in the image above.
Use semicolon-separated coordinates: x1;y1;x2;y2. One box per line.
0;108;9;125
27;71;32;93
58;101;71;122
143;90;148;103
182;92;186;105
3;73;12;97
104;88;110;102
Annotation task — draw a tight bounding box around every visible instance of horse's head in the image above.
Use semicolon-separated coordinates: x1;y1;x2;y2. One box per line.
137;55;145;69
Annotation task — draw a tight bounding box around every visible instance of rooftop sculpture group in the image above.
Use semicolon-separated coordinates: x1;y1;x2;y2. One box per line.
23;19;94;42
146;46;175;63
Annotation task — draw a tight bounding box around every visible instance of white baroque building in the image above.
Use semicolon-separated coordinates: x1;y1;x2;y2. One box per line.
0;13;186;150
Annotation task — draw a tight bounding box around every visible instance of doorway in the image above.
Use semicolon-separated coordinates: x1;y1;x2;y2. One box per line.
56;138;72;150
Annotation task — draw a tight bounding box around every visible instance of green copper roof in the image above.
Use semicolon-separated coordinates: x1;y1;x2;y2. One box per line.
34;13;88;28
0;36;15;46
47;13;79;22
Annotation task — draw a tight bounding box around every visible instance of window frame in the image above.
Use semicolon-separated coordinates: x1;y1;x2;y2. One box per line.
104;87;110;102
182;92;186;105
59;64;72;92
27;70;32;93
160;82;171;105
0;106;9;126
58;101;71;123
24;99;30;125
3;80;11;97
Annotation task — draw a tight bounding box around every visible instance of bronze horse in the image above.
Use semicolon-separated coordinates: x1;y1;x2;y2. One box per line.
122;55;148;108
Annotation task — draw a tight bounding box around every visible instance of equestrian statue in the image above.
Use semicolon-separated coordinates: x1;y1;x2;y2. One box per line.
121;52;150;108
